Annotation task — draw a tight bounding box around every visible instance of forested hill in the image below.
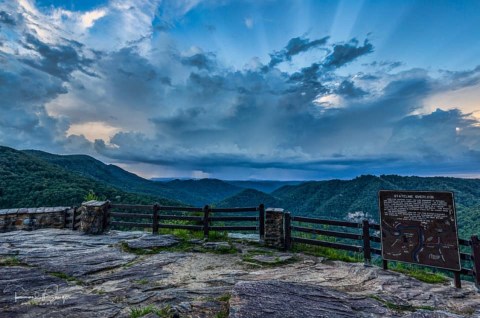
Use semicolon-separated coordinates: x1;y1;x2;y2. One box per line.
216;175;480;237
271;175;480;237
25;150;244;206
0;146;182;208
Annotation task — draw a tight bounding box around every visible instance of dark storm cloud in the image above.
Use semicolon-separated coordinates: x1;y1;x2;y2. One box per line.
0;11;16;25
363;61;403;71
439;65;480;89
0;57;69;151
323;39;373;68
336;80;367;98
388;108;480;158
268;36;329;68
21;34;93;81
180;52;217;70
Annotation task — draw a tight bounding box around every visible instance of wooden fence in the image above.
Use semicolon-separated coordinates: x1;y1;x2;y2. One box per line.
106;203;265;239
285;214;480;288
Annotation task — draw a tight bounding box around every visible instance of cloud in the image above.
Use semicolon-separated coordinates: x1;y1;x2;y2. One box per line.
268;36;329;68
80;8;107;29
336;80;367;98
180;52;217;70
1;0;480;179
244;17;254;29
323;39;373;68
21;33;93;80
0;11;16;25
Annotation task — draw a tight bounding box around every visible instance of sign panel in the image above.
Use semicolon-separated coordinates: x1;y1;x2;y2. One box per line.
379;190;461;271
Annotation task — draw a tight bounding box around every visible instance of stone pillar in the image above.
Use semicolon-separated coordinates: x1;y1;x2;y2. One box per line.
264;208;285;249
80;200;109;235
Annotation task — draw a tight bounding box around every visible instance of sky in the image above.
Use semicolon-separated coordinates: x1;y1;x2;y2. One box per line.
0;0;480;180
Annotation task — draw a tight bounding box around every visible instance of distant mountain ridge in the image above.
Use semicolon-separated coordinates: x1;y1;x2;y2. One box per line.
2;146;479;237
215;175;480;237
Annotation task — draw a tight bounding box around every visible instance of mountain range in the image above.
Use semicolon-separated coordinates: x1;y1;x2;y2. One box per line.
1;146;479;237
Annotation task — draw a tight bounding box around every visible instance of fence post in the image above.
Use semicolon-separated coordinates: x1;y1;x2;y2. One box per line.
284;212;291;251
152;204;160;235
362;219;371;266
259;204;265;240
471;235;480;290
453;271;462;289
63;209;68;229
71;207;77;230
382;260;388;270
203;205;210;238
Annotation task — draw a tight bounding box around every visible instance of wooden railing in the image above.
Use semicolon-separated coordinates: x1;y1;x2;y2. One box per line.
106;203;265;239
285;213;480;288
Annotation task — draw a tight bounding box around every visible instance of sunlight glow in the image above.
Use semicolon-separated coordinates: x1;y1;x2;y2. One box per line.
67;122;120;143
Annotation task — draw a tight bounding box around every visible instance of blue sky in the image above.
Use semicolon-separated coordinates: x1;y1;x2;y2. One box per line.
1;0;480;180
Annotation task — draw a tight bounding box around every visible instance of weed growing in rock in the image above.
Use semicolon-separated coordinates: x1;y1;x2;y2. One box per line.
291;243;361;262
49;271;83;285
0;256;22;266
134;279;149;285
129;304;173;318
390;266;448;284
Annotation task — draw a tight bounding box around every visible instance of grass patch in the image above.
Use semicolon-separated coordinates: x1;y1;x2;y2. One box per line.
129;304;173;318
49;271;83;285
208;231;229;241
0;256;23;266
209;245;238;255
134;279;149;285
369;295;415;311
369;295;435;312
291;243;361;263
91;289;106;295
244;248;275;256
215;310;228;318
391;266;448;284
217;294;231;302
214;294;230;318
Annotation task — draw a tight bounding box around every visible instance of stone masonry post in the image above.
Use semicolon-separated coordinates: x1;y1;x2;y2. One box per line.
264;208;286;249
80;200;110;234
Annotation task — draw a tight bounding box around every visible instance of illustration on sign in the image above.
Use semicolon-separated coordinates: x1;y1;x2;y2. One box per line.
379;190;461;271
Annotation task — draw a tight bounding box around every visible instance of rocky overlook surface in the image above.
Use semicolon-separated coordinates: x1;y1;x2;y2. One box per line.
0;229;479;318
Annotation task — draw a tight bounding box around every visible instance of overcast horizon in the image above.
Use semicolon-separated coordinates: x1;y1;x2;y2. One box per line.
1;0;480;180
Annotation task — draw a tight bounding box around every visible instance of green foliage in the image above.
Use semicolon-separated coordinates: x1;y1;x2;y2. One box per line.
291;244;361;262
26;149;243;206
389;264;448;284
0;146;182;208
0;256;22;266
216;188;284;208
49;271;83;285
270;174;480;238
129;305;173;318
84;190;99;201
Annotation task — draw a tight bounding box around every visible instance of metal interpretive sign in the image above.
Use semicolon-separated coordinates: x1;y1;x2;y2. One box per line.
379;190;461;271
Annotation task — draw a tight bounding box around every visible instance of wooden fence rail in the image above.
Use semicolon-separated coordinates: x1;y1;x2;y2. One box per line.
106;203;264;240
